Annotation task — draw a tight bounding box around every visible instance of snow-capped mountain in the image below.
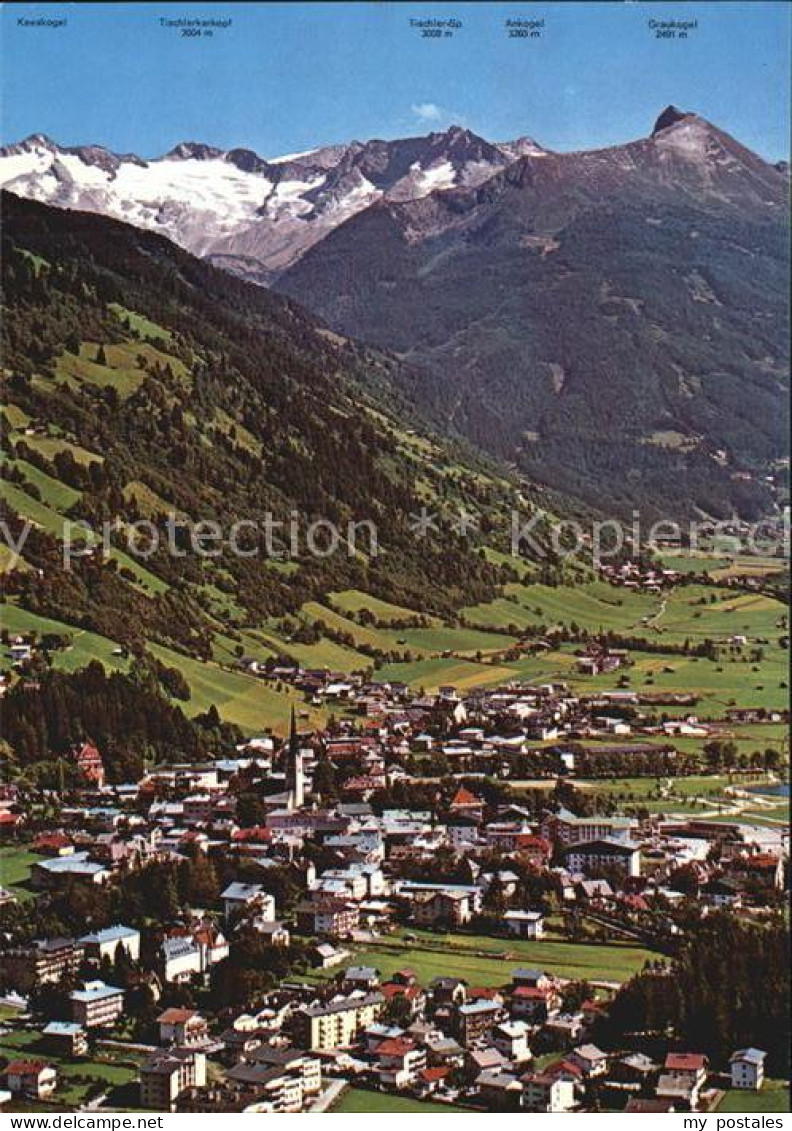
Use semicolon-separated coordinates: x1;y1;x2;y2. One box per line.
0;126;544;280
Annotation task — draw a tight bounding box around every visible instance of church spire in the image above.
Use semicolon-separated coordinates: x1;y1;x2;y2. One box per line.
285;706;305;810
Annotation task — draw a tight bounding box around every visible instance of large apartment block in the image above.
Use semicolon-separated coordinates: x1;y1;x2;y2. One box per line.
294;993;385;1051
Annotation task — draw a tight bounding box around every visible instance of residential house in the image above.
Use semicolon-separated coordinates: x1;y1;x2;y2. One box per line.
70;742;105;787
492;1020;532;1065
521;1071;576;1113
567;1044;608;1078
730;1049;766;1091
31;853;110;890
0;937;84;992
455;999;503;1047
158;1008;209;1047
294;993;384;1051
503;910;544;939
42;1021;87;1057
476;1069;523;1110
140;1048;207;1112
70;980;124;1029
374;1037;427;1089
2;1061;57;1100
542;809;637;846
161;937;203;983
563;838;641;878
221;882;275;923
80;924;141;963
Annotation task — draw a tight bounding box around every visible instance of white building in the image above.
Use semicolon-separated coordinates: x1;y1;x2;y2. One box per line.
522;1073;575;1112
730;1049;766;1091
492;1020;532;1064
222;882;275;922
563;838;641;878
504;910;544;939
80;924;140;963
161;937;203;983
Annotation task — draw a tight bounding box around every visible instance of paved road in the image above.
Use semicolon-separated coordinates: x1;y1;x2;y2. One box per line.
309;1079;347;1113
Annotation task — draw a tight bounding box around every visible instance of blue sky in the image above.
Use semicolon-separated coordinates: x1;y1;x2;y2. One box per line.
2;2;789;160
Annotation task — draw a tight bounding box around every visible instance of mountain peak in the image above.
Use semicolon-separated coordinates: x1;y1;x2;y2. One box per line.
652;105;696;136
497;136;548;161
11;133;59;154
167;141;224;161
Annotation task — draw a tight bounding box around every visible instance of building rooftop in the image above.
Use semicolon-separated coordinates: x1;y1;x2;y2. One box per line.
70;980;123;1003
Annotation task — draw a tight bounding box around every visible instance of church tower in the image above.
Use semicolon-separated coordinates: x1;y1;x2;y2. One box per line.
285;707;305;810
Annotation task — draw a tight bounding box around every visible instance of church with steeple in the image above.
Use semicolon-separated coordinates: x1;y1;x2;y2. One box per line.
284;708;305;811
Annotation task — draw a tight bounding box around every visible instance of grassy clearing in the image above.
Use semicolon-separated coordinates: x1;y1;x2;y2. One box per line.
0;480;75;539
0;544;31;573
251;623;365;673
301;601;404;655
0;845;39;901
321;928;654;987
658;587;785;645
374;656;517;691
150;643;327;736
717;1081;790;1113
122;480;181;519
0;1027;141;1108
109;545;169;596
332;1088;467;1113
0;603;129;675
572;774;754;816
3;457;81;512
109;303;173;344
330;589;437;625
0;478;167;597
55;347;144;398
55;340;189;400
710;557;787;581
17;249;49;275
212;408;262;456
2;404;32;430
397;623;517;656
9;433;103;467
658;553;732;574
481;546;537;580
501;580;654;633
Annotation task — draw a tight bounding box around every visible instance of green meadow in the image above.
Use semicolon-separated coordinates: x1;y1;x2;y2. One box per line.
315;927;655;988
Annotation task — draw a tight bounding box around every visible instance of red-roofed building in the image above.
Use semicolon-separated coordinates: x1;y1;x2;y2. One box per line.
158;1007;208;1047
381;981;425;1016
515;834;552;866
375;1037;426;1089
341;775;387;799
3;1059;57;1098
664;1052;708;1087
231;826;272;844
418;1066;450;1096
390;968;417;985
727;853;784;890
34;832;74;855
0;809;21;836
449;786;483;816
466;986;504;1003
543;1058;585;1084
70;742;105;787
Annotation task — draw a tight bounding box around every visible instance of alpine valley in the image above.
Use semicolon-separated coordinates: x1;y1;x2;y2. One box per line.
0;109;789;750
1;108;789;520
0;91;790;1119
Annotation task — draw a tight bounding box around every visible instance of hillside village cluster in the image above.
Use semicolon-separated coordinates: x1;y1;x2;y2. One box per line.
0;650;786;1115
